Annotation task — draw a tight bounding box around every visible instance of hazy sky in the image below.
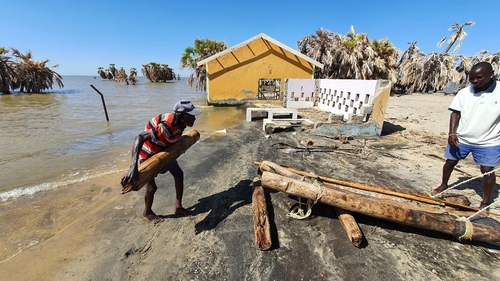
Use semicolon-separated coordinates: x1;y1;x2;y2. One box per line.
3;0;499;76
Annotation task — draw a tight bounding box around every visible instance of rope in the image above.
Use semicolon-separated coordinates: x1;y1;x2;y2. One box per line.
466;199;500;220
432;167;500;198
288;196;313;220
431;167;500;241
457;217;474;241
287;179;323;220
452;195;500;241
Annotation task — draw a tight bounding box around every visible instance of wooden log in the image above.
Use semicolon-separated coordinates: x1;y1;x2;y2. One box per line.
259;161;304;181
253;161;478;212
260;171;500;243
334;207;364;248
121;130;200;194
252;178;272;250
259;160;364;247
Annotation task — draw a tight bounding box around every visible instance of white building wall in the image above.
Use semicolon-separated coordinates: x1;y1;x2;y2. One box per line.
284;79;315;108
317;79;377;119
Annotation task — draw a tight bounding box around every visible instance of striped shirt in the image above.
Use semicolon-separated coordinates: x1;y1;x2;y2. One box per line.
139;113;186;160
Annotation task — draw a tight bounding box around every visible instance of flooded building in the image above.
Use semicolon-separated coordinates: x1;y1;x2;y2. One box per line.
197;33;324;105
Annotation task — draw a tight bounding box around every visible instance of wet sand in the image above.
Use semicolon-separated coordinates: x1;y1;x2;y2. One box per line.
1;93;500;280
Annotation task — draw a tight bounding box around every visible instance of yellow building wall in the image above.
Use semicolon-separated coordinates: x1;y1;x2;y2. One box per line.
370;80;392;129
205;38;315;105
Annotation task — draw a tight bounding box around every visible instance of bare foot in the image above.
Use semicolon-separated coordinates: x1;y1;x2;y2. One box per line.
479;202;490;211
143;213;165;225
174;207;192;217
431;185;447;196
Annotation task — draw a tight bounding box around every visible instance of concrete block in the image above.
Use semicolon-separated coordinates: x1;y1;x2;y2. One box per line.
247;107;298;122
360;105;374;115
350;115;365;123
328;114;344;123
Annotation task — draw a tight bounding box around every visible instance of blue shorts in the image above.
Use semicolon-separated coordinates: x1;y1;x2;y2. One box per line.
445;143;500;167
140;159;179;174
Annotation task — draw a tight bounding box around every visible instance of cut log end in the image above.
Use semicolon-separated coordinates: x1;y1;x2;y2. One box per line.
121;184;139;194
334;207;364;248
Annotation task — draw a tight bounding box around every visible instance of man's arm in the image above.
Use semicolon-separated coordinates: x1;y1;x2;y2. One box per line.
448;110;461;147
121;130;153;187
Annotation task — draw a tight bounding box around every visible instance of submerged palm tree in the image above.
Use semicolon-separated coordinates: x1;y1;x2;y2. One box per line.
115;67;128;84
129;68;138;85
141;62;175;82
108;64;118;79
0;47;15;94
10;48;63;93
180;38;227;91
97;67;107;79
437;21;475;54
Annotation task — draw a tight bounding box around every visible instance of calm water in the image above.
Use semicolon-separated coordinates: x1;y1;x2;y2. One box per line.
0;76;246;201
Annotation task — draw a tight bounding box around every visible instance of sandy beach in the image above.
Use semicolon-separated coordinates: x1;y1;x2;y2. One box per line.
1;93;500;280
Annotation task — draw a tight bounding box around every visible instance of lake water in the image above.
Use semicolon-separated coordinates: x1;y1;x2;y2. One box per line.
0;76;247;202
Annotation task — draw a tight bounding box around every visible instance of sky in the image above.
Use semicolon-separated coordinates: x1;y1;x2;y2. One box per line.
3;0;500;76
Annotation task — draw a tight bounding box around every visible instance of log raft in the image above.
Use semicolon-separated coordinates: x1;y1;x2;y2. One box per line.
254;161;479;213
121;129;200;194
258;160;364;247
260;171;500;243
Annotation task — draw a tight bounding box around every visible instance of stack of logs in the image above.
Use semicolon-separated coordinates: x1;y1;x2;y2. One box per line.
251;160;500;250
252;161;363;249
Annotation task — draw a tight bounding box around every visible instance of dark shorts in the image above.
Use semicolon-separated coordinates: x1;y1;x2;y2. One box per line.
444;143;500;167
140;159;179;174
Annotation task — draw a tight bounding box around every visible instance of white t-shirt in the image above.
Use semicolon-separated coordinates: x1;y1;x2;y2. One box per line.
449;81;500;146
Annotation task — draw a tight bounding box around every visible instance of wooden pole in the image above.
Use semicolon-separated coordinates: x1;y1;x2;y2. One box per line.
258;161;304;181
253;161;478;212
258;160;364;247
260;171;500;243
121;130;200;194
90;84;109;122
252;178;272;250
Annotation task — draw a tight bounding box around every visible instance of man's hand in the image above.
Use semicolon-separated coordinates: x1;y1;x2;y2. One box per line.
448;134;459;147
121;130;151;187
121;167;139;187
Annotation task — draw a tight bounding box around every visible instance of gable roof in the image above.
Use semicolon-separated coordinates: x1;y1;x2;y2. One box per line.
196;33;324;69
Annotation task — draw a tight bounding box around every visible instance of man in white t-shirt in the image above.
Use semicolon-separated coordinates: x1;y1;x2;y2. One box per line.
433;62;499;210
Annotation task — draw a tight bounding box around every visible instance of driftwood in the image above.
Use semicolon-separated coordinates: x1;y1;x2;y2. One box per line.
121;130;200;194
334;207;364;248
252;178;272;250
258;161;304;181
259;161;364;247
260;171;500;243
272;142;341;153
254;161;477;212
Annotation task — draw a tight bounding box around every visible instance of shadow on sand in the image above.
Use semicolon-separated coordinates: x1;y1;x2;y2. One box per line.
189;179;253;234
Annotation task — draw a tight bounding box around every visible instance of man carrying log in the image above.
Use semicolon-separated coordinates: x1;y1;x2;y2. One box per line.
433;62;500;210
121;100;202;224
